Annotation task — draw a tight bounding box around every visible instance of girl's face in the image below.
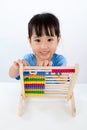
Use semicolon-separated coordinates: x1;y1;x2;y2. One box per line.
29;31;60;62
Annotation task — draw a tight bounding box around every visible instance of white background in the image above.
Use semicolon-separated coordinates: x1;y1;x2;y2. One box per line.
0;0;87;83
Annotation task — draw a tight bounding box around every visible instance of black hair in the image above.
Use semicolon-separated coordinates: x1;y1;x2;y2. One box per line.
28;13;60;39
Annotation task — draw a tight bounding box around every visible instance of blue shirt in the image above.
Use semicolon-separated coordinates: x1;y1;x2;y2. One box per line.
22;53;67;66
16;53;67;80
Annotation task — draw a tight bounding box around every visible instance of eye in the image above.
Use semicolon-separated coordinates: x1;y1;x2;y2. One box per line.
35;39;40;42
48;38;53;42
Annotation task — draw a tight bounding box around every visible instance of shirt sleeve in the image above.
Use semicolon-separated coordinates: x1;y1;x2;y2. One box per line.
16;75;20;80
52;54;67;66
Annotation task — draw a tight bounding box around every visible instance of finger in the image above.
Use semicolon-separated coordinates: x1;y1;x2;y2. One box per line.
48;61;52;66
38;61;44;66
17;59;23;65
43;60;49;66
13;61;19;69
22;60;29;66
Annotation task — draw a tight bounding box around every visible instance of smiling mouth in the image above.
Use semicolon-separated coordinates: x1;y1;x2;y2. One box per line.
40;51;50;56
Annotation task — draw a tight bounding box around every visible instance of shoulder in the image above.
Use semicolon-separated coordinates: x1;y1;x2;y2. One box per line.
23;53;35;59
22;53;36;66
52;53;67;66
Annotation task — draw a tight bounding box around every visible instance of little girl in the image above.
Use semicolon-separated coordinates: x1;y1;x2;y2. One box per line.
9;12;67;79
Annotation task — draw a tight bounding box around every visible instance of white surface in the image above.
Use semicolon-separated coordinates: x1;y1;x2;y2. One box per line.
0;83;87;130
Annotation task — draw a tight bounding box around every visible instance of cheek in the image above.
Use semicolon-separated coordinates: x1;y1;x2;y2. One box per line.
50;44;57;52
31;45;39;53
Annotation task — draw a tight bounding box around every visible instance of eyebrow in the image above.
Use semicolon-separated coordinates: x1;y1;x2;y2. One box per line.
32;36;41;39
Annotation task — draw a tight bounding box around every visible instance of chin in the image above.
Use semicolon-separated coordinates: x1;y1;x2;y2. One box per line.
40;55;50;60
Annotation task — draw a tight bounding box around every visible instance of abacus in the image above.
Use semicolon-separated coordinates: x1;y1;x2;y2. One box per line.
18;64;79;116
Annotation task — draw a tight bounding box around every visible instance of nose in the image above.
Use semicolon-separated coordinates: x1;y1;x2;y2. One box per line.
40;42;48;49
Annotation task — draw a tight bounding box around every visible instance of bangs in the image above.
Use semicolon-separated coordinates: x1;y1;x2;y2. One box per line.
33;24;55;37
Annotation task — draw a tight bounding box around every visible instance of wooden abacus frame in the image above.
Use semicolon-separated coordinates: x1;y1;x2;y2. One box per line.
18;64;79;116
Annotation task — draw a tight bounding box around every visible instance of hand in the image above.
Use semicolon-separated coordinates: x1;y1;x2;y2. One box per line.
9;59;29;78
13;59;29;69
